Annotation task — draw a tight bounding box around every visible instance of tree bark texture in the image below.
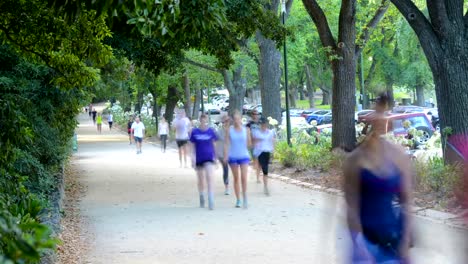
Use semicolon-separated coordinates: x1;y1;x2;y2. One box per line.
385;79;394;108
330;0;358;150
192;83;201;119
223;65;246;117
391;0;468;141
165;85;179;124
257;32;282;122
182;71;191;118
134;90;144;114
320;87;331;105
304;64;315;108
289;84;297;108
415;83;425;107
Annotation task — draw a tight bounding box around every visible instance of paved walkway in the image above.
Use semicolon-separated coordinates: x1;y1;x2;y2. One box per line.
73;113;467;264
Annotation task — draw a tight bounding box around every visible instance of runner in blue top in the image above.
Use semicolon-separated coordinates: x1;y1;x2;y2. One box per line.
224;111;252;209
344;93;412;263
189;114;218;210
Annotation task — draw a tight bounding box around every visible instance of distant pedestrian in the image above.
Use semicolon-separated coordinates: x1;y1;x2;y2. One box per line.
96;113;102;133
127;118;133;145
189;114;218;210
91;108;97;124
252;117;276;196
85;106;88;114
107;112;113;130
88;104;93;118
224;110;251;209
344;93;412;263
158;116;169;153
247;109;262;183
131;117;145;154
216;114;230;195
174;110;191;167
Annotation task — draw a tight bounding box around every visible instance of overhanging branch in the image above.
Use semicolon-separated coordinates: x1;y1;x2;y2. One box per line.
236;39;260;65
390;0;441;64
184;58;221;73
355;0;390;57
302;0;337;55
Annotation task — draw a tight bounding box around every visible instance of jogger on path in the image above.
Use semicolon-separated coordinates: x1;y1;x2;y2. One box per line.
131;117;145;154
189;114;218;210
216;114;230;195
158;116;169;153
252;117;276;196
174;110;191;167
96;113;102;134
224;111;252;209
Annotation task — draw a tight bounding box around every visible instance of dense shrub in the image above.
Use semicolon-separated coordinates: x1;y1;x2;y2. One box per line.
1;45;83;262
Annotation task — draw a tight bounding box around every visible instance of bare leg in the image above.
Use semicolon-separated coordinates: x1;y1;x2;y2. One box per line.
183;144;188;167
196;168;205;207
240;164;249;208
205;163;215;209
229;164;240;204
253;158;261;183
178;146;183;167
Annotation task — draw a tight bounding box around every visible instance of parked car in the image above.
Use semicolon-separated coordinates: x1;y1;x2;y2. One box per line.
355;109;375;122
305;110;332;124
361;112;435;144
300;108;316;118
281;116;311;129
282;108;304;118
201;103;221;115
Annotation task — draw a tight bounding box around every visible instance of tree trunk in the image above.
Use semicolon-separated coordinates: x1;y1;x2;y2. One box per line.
257;32;282;122
415;84;425;107
289;83;297;108
320;87;331;105
182;71;191;118
304;64;315;108
433;57;468;137
299;87;305;100
165;85;179;124
134;90;144;113
223;65;246;116
149;89;159;133
192;83;201;119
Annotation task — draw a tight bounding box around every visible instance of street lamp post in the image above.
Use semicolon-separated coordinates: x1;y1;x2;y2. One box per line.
281;0;292;146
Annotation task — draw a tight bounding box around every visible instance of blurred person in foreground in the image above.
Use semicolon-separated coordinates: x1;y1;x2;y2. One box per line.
216;114;231;195
344;93;412;263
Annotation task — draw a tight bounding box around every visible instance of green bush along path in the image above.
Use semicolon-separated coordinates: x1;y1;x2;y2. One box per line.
72;113;466;264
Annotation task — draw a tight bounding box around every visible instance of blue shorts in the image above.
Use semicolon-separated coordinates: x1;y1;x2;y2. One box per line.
134;137;143;143
228;157;250;165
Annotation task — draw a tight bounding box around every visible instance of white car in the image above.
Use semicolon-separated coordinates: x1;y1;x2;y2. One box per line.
281;116;311;129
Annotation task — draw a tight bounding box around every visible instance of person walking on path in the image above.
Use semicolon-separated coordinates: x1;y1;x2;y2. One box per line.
224;111;252;209
96;113;103;134
131;117;145;154
174;110;191;167
88;104;93;118
247;109;262;183
344;93;412;263
216;114;230;195
189;114;218;210
107;112;114;130
252;117;276;196
158;116;169;153
127;118;134;145
91;108;97;124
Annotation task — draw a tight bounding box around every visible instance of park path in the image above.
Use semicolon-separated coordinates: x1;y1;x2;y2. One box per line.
72;111;466;264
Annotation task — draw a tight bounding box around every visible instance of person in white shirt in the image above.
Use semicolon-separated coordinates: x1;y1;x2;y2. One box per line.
252;117;276;196
158;115;169;153
107;113;114;130
173;110;191;167
131;117;145;154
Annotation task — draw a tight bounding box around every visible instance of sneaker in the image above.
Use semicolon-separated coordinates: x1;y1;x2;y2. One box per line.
199;195;205;208
264;186;270;196
235;200;241;208
224;188;229;195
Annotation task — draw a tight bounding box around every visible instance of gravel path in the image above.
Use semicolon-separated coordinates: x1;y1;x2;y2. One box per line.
63;112;467;264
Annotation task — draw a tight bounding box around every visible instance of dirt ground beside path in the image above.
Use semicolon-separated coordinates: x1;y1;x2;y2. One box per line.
59;113;468;264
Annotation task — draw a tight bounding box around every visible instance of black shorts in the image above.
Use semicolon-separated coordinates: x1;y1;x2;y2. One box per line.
258;152;271;175
196;160;214;168
176;140;188;148
134;137;143;143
